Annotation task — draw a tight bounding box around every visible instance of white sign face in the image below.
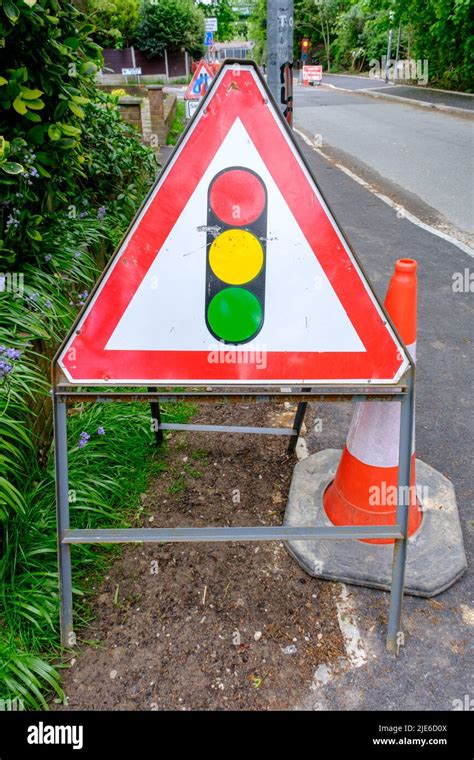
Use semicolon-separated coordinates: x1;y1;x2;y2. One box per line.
205;17;218;32
106;119;365;355
303;65;322;82
185;99;200;119
121;68;142;76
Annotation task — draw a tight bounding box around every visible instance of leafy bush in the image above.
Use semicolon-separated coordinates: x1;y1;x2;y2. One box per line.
0;0;103;266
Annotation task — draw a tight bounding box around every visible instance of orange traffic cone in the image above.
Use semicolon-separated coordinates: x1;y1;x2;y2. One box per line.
323;258;422;544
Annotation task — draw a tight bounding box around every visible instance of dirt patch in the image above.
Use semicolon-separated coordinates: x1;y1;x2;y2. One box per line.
53;402;345;711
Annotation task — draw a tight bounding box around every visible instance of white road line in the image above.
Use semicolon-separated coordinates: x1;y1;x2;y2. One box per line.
311;583;367;688
294;127;474;259
336;584;368;668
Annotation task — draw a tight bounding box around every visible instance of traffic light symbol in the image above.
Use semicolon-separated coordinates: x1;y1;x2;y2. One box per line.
205;167;267;344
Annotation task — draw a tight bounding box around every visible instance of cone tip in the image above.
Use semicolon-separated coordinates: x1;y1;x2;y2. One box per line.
395;258;417;274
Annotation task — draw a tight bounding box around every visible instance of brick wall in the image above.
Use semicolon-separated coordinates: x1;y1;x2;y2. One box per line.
117;98;142;132
98;85;176;146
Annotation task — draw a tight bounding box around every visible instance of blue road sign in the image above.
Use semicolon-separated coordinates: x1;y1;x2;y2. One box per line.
192;72;211;96
204;31;214;47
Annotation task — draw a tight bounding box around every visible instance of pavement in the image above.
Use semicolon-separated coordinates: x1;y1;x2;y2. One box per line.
370;85;474;112
293;85;474;248
290;132;473;710
319;74;474;109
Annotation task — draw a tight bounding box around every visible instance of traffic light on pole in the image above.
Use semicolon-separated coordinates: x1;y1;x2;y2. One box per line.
301;38;310;54
205;167;267;345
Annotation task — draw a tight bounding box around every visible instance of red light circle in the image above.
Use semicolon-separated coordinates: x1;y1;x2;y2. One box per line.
209;169;266;226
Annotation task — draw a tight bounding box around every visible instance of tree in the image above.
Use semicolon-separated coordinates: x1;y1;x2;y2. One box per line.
248;0;266;62
134;0;205;59
332;3;367;71
87;0;140;49
294;0;344;72
196;0;237;41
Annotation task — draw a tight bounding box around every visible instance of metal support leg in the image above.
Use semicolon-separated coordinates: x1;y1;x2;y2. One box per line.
287;401;308;454
148;387;163;446
53;395;74;647
387;368;415;653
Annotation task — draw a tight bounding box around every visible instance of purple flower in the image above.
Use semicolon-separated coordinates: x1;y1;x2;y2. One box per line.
79;211;88;219
0;360;13;378
44;254;52;262
0;345;5;353
5;348;21;360
97;206;106;220
25;292;39;308
97;426;105;435
78;430;90;448
78;289;89;306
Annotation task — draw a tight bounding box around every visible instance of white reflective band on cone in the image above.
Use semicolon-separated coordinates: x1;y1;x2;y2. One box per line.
346;342;416;468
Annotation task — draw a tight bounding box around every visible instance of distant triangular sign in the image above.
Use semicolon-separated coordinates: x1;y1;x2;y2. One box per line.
184;60;214;100
57;61;409;386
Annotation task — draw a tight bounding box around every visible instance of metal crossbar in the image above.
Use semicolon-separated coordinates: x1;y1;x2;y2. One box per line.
63;526;404;543
159;423;297;435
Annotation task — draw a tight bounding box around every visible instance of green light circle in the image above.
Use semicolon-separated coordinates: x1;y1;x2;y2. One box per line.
207;287;263;343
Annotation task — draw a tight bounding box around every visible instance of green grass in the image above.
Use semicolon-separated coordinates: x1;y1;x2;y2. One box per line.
168;475;187;496
166;100;186;146
170;75;192;85
0;396;195;709
183;464;203;479
0;82;162;711
191;448;209;463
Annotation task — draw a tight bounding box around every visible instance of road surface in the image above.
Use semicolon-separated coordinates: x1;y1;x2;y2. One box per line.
294;84;474;248
294;134;473;711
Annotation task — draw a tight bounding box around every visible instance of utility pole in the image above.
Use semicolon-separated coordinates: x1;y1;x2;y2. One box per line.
267;0;294;126
394;24;401;77
385;10;395;83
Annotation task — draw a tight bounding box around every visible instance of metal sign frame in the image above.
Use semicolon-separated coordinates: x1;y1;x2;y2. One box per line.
52;61;415;655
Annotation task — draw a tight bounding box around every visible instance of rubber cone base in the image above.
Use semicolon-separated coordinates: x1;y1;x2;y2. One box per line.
283;449;466;597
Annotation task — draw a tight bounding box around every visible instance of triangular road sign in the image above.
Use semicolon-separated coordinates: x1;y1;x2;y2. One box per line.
185;60;214;100
56;61;409;386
